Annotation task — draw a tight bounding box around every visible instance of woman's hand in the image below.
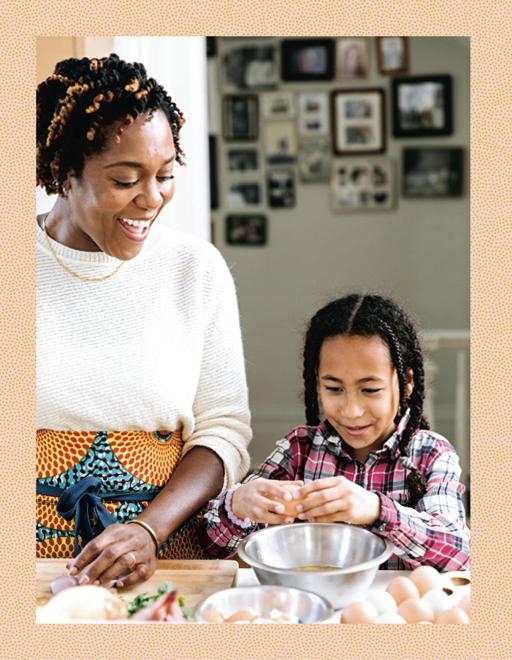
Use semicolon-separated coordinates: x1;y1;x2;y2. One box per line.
231;478;304;525
296;476;381;526
67;522;157;589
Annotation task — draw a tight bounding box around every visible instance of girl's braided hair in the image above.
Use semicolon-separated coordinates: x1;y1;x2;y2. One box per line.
37;53;186;195
303;293;429;507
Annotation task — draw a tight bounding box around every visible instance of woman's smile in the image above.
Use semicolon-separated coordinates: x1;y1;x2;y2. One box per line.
117;216;154;241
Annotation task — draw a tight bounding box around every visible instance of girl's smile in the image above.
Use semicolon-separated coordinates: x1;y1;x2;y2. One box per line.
318;334;414;461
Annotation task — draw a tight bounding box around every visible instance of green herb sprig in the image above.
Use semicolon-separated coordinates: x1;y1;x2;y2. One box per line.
126;581;172;617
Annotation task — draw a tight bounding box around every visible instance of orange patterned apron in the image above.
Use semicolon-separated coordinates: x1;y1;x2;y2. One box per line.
36;429;205;559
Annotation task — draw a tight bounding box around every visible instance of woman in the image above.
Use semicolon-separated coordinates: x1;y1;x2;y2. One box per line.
36;53;252;588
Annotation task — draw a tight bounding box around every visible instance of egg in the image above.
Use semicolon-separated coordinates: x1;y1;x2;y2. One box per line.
409;565;443;595
278;484;303;518
225;607;257;623
386;576;420;605
398;598;435;623
365;590;398;615
435;607;470;624
421;589;453;617
340;600;378;624
201;605;224;623
374;612;407;624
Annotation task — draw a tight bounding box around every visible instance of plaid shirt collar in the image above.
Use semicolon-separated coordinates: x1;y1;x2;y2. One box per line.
322;409;412;462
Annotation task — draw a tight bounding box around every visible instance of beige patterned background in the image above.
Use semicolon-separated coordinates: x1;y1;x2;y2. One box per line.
1;1;511;658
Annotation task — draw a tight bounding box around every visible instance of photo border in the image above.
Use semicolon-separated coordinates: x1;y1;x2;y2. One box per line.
1;6;511;659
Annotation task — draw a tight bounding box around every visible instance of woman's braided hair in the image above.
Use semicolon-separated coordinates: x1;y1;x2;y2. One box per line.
37;53;186;195
303;293;429;507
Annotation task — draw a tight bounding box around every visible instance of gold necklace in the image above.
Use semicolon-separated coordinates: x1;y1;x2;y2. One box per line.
41;214;124;283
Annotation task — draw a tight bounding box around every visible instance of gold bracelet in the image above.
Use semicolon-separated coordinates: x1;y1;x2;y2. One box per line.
126;519;160;556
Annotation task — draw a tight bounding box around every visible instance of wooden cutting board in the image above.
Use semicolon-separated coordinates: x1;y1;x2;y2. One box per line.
36;559;238;609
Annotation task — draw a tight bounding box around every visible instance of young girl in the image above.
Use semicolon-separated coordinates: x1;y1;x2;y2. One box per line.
199;294;470;570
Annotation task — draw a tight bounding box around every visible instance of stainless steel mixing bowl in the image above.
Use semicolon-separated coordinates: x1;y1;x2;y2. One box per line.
194;585;333;623
237;522;394;609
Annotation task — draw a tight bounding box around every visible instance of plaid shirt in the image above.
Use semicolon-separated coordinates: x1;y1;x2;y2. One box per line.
199;414;470;571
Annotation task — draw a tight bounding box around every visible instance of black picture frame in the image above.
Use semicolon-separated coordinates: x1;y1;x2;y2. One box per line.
392;75;453;137
223;95;259;141
267;169;296;208
222;44;278;90
225;214;267;246
402;147;463;197
331;89;386;155
281;39;335;81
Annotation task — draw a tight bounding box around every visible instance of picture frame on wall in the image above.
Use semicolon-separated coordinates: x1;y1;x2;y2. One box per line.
226;148;259;172
264;121;297;165
297;138;331;183
261;91;296;119
226;214;267;246
392;75;453;137
281;39;335;81
223;95;259;141
402;147;463;197
222;44;278;90
337;38;369;79
226;182;261;209
331;89;386;155
267;169;296;208
298;92;329;136
376;37;409;74
330;158;395;211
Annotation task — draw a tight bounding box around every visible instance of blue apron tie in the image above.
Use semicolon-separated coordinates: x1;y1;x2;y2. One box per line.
37;476;156;557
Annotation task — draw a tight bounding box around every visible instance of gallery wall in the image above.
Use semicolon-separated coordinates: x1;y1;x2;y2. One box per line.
207;37;470;481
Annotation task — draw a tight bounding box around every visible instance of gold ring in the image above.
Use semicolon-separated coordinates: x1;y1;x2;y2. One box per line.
125;551;137;571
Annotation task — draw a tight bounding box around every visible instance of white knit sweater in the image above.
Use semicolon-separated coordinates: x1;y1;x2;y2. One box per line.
36;221;252;487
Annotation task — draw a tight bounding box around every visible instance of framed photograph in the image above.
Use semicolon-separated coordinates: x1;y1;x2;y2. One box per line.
298;93;329;136
208;136;218;210
227;148;259;172
281;39;335;81
331;158;395;211
267;169;296;208
223;95;258;141
376;37;409;74
337;38;368;79
226;214;267;246
402;148;463;197
392;75;453;137
261;91;296;119
222;44;278;90
264;121;297;165
226;182;261;209
297;138;330;183
331;89;386;155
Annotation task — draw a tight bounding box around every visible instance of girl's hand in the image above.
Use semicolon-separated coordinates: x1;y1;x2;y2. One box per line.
66;522;157;589
296;476;380;526
231;478;304;525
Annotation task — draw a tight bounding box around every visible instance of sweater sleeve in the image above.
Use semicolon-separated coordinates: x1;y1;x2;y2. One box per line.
198;435;299;559
180;248;252;489
371;448;470;571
